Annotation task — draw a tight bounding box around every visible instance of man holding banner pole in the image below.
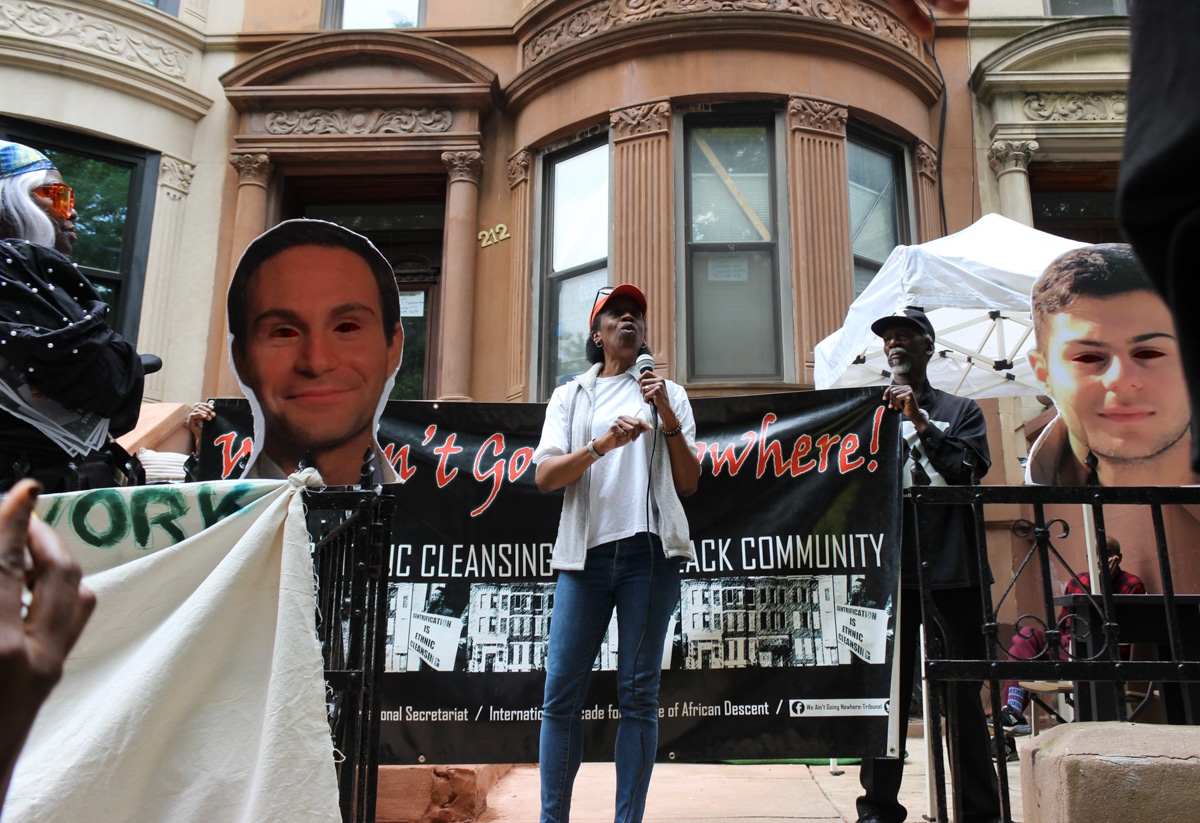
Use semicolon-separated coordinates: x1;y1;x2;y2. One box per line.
856;308;1000;823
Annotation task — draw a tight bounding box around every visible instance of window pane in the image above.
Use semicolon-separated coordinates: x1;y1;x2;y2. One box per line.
391;291;427;400
1031;189;1117;221
43;149;132;275
847;137;905;296
847;140;900;268
1048;0;1127;14
689;126;771;243
307;202;443;232
135;0;181;12
343;0;420;28
689;251;779;378
854;261;881;298
552;146;609;272
550;269;609;387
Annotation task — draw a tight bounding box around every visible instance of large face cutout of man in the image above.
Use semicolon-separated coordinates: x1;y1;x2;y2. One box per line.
230;220;402;485
1028;244;1192;486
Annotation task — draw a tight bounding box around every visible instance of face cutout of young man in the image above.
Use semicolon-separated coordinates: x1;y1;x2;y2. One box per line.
229;220;402;485
1028;244;1194;486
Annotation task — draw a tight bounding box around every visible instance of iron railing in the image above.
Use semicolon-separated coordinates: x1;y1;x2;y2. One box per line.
306;486;395;823
912;484;1200;823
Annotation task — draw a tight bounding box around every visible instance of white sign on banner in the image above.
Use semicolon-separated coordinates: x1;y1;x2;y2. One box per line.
834;603;888;664
410;611;464;671
788;698;889;717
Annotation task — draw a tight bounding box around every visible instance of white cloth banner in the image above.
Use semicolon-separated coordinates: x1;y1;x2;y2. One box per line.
4;471;342;823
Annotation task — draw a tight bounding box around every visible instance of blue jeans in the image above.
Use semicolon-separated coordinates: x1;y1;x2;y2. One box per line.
539;534;681;823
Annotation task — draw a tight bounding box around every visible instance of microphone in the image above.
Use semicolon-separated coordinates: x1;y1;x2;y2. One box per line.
635;353;656;407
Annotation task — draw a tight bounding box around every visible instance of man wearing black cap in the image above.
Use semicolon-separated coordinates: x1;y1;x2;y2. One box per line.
856;308;999;823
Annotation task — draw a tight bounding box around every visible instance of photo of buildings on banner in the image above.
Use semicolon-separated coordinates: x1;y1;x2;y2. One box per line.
384;574;891;674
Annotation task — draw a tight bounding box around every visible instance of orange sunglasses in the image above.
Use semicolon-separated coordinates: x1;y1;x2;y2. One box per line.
32;182;75;220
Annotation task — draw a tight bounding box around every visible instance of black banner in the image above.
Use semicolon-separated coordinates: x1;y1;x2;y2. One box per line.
197;388;903;763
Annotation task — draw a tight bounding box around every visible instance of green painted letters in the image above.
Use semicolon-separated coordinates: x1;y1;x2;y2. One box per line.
71;489;130;549
130;487;189;548
199;483;256;529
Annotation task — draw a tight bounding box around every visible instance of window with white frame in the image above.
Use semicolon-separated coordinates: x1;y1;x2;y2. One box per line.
325;0;423;29
1046;0;1128;14
684;113;782;381
847;129;911;297
539;136;611;394
133;0;180;15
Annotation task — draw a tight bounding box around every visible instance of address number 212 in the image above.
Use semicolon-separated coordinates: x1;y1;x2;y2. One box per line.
478;224;511;248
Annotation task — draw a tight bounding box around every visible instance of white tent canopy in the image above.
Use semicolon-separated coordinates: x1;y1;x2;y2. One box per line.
815;213;1088;399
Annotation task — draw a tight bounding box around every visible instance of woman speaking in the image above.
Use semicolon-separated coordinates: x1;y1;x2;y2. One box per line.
533;284;700;823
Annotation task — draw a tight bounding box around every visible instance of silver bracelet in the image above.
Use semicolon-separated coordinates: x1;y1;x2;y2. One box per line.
586;439;602;460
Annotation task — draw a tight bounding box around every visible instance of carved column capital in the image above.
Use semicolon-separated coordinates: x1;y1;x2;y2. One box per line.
507;149;532;189
788;97;847;137
988;140;1039;177
610;101;671;141
442;150;483;184
915;141;938;183
229;153;272;187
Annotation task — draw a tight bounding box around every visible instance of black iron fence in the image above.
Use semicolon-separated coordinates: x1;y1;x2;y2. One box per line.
306;487;395;823
912;484;1200;823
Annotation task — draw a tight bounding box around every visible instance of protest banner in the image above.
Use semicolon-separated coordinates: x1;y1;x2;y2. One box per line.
199;386;903;763
10;476;341;823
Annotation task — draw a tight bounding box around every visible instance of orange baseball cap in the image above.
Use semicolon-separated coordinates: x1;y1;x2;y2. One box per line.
589;283;647;328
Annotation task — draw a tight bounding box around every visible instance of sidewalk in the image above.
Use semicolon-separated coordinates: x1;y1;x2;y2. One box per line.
478;735;1024;822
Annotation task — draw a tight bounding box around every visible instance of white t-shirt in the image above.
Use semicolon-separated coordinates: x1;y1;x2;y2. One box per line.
534;371;693;550
587;374;655;547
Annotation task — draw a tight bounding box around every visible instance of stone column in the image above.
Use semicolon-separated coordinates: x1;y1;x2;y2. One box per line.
914;140;942;243
610;101;674;375
988;139;1039;227
215;152;273;396
787;95;851;385
140;154;195;401
506;149;532;401
438;150;482;402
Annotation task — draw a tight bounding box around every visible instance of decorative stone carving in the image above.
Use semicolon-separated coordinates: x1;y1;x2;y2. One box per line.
915;141;937;181
263;107;453;135
1023;93;1127;122
523;0;920;67
610;101;671;140
442;150;483;184
230;153;272;187
159;155;195;195
0;1;189;79
788;97;847;136
988;140;1039;177
507;150;532;188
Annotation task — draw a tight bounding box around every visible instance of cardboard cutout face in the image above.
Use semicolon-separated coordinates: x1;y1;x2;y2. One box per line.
228;220;402;485
1028;249;1194;487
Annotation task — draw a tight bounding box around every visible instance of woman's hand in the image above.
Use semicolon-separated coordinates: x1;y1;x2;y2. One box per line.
639;370;684;435
598;414;652;454
638;370;672;414
533;414;650;493
637;372;701;497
